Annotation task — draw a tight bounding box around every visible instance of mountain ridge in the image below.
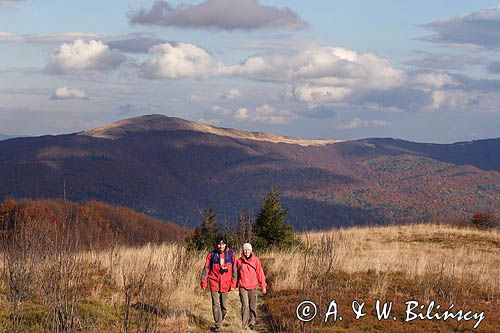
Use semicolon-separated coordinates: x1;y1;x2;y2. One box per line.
80;114;342;146
0;114;498;228
0;134;14;141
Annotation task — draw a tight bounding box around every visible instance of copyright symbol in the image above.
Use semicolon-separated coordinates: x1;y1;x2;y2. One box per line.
296;300;317;322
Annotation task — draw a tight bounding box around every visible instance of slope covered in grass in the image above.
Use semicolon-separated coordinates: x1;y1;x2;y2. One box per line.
264;224;499;332
0;223;498;332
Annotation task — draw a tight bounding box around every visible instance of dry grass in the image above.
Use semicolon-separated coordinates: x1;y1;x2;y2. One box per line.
1;224;498;332
263;224;500;332
0;244;208;332
267;224;500;296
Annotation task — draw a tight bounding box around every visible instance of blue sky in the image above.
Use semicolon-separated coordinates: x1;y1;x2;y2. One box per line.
1;0;500;143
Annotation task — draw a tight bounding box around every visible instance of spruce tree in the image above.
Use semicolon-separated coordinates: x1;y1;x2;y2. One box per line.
254;187;294;250
188;206;218;251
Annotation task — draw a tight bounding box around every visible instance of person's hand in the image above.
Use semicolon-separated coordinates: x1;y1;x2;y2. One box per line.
201;281;207;290
262;287;267;294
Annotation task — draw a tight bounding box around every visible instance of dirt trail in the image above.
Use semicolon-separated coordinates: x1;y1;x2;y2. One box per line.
249;299;275;333
195;289;274;332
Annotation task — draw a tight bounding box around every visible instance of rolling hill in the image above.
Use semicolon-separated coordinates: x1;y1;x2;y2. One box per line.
0;114;498;228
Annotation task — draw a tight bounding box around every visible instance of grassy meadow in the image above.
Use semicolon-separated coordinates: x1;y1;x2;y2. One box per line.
0;224;498;332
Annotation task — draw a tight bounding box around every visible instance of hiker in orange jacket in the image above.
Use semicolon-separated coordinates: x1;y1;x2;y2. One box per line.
201;238;237;332
236;243;267;330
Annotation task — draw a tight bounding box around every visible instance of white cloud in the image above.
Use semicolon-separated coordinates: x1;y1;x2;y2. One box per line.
412;72;459;90
428;89;478;111
228;46;405;90
286;84;351;103
208;104;296;124
50;87;88;100
46;39;126;74
234;107;250;121
128;0;308;31
234;104;296;124
221;88;242;100
416;87;500;112
139;42;406;107
210;105;233;116
139;42;225;79
136;41;497;114
337;117;391;129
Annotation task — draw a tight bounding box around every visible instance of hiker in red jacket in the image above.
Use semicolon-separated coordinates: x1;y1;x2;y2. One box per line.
201;238;237;332
236;243;267;330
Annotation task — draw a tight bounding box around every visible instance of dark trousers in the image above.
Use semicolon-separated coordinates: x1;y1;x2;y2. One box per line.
210;290;228;328
239;287;258;328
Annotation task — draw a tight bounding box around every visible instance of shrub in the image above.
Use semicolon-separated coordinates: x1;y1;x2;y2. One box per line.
471;211;498;229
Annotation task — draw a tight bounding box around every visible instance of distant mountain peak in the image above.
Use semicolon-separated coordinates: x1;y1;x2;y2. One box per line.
80;114;342;146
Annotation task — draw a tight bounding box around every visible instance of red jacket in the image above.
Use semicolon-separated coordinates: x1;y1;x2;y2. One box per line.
236;254;267;290
201;248;237;292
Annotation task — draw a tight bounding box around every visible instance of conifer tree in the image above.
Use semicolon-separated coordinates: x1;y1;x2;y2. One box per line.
254;187;294;250
188;206;218;251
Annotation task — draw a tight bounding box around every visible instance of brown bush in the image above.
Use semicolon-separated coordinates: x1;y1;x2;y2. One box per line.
471;211;498;229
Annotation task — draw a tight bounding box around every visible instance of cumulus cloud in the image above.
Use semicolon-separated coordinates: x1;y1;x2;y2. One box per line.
221;88;242;100
46;40;127;74
229;46;405;89
128;0;308;31
139;42;406;107
234;104;296;124
139;42;225;79
411;72;460;90
422;6;500;48
207;104;296;124
210;105;233;116
427;90;476;111
337;117;391;129
423;88;499;112
137;40;498;113
50;87;88;100
285;84;351;103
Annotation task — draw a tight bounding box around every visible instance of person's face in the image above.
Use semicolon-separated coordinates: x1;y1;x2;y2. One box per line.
243;248;252;256
217;243;226;251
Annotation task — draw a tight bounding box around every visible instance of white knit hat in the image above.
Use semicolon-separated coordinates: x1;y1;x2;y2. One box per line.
243;243;252;251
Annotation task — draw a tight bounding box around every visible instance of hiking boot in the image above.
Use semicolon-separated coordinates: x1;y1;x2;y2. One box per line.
210;324;220;332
